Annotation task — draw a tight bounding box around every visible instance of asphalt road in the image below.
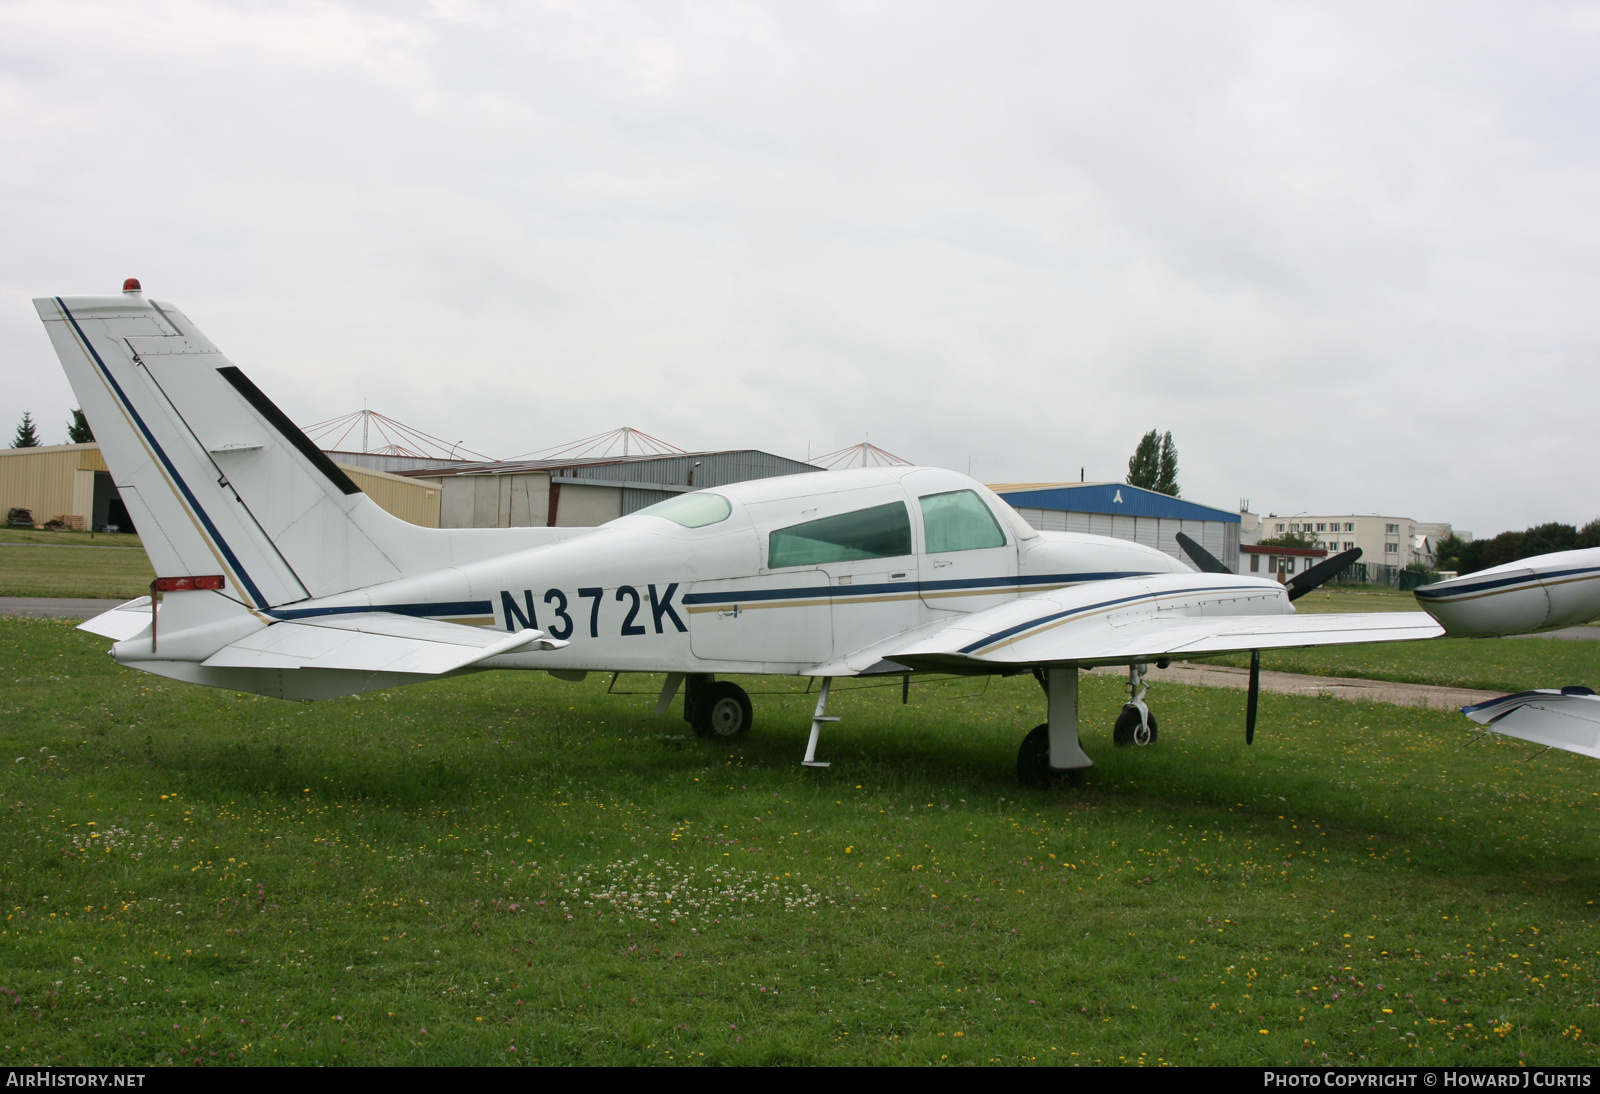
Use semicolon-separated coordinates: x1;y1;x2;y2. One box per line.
0;597;129;620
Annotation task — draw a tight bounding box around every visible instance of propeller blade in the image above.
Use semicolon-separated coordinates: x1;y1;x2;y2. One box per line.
1285;547;1362;601
1176;532;1231;574
1246;649;1260;745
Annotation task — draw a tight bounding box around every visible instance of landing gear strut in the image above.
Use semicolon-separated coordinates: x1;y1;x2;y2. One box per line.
1113;662;1158;747
685;674;753;739
1017;665;1092;788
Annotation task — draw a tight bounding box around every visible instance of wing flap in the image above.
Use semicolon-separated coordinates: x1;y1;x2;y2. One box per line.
202;612;564;674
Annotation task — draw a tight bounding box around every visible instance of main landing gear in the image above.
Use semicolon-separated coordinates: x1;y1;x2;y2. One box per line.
1016;665;1094;788
1016;662;1165;787
683;674;752;739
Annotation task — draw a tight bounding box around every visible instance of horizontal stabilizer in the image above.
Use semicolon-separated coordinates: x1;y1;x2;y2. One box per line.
78;597;154;641
202;613;565;675
1462;688;1600;760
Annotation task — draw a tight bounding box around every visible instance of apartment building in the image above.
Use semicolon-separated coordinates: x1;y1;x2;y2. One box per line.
1261;514;1438;569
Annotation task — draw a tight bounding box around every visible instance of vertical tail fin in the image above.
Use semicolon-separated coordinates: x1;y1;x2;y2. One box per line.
35;291;424;608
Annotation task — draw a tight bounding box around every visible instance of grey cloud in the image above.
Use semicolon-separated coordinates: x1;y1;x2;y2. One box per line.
3;1;1598;532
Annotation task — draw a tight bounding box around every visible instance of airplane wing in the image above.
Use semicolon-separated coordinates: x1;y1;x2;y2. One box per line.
876;576;1443;672
201;612;565;675
1461;688;1600;760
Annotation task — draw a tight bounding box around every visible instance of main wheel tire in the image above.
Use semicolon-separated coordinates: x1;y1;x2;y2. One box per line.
1113;705;1158;747
694;681;753;739
1018;724;1051;787
1016;725;1085;788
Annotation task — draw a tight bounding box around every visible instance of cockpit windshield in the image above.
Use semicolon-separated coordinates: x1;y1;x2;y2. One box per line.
635;492;733;528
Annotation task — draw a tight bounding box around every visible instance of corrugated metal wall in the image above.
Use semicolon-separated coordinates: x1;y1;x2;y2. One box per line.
435;451;823;525
1012;507;1237;572
335;463;441;527
622;487;677;514
324;451;481;475
553;450;820;490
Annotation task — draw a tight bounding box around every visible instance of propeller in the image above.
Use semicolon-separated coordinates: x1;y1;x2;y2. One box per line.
1284;547;1362;601
1175;532;1231;574
1246;649;1260;744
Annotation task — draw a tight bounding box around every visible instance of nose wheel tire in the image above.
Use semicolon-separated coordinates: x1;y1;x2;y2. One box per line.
1112;704;1157;747
692;681;753;739
1016;724;1085;788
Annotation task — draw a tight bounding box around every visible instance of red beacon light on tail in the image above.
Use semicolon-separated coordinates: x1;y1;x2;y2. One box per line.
122;278;142;294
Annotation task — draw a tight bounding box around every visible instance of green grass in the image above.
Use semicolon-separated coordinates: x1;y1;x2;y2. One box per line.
0;530;144;549
1201;581;1598;692
1284;586;1419;614
4;618;1600;1065
1202;638;1598;694
0;534;154;599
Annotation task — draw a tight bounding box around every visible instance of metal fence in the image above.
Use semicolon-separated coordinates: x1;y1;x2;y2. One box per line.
1324;561;1443;589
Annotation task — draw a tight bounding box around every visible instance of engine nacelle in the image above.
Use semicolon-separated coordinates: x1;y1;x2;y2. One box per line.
1414;547;1600;637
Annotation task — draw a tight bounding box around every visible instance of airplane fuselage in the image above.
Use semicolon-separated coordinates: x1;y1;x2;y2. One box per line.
144;466;1290;680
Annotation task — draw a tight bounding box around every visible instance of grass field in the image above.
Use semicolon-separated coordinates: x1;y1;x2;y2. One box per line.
1204;638;1599;695
1196;582;1598;692
0;529;152;599
1283;586;1420;614
4;616;1600;1066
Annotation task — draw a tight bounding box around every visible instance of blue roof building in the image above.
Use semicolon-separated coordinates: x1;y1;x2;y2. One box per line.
988;481;1242;573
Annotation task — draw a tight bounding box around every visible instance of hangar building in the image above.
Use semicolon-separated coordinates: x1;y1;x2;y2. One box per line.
403;450;822;529
988;481;1242;573
1;442;442;529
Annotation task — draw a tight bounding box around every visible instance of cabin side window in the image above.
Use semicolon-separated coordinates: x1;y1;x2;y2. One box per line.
919;489;1006;553
768;502;912;568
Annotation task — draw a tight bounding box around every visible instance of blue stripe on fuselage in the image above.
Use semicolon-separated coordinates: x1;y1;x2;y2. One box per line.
266;601;493;622
1414;565;1600;600
680;571;1155;607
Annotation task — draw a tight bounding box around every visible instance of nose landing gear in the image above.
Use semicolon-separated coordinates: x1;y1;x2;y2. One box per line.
1112;662;1158;747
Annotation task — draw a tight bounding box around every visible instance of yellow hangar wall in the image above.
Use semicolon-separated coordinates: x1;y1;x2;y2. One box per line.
0;444;440;529
334;463;441;528
0;443;108;527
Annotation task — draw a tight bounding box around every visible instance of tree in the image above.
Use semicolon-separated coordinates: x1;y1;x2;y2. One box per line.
1258;531;1318;549
1521;521;1579;557
1440;518;1600;575
1434;532;1475;573
1126;429;1179;497
66;408;93;444
1156;432;1179;497
11;411;39;448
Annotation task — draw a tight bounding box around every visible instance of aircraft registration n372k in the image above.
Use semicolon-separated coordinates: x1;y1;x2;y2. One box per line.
38;283;1451;785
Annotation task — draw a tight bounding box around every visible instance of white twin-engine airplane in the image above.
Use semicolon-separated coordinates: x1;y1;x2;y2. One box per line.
41;283;1591;786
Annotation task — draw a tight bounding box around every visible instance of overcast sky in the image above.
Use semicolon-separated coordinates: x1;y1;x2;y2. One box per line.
4;1;1598;535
